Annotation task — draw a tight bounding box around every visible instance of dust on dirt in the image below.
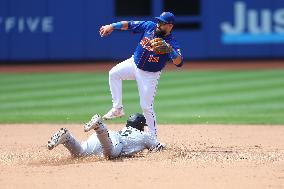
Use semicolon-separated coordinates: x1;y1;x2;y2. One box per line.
0;124;284;189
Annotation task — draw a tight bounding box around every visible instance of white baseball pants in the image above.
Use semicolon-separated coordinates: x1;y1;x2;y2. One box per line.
63;124;123;158
109;56;161;137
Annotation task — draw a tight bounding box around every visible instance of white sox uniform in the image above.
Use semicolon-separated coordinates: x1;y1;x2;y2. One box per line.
119;126;160;156
62;124;160;158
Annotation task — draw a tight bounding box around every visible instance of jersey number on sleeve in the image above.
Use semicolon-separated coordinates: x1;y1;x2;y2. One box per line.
120;129;132;137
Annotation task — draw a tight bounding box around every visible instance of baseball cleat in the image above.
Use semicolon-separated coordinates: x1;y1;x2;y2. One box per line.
102;107;125;120
47;128;69;150
84;114;102;132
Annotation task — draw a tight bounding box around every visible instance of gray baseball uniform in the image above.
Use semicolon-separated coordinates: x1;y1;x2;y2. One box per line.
62;124;161;158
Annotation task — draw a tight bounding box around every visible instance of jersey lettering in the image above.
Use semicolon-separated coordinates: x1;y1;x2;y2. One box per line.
140;37;154;52
140;37;150;48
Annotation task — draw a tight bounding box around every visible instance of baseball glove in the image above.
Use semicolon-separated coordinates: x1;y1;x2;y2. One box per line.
150;38;173;54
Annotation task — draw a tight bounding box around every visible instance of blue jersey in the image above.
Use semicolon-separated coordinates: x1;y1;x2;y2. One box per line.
128;21;183;72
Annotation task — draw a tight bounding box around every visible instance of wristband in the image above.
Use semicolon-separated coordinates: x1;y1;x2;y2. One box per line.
111;22;123;30
169;50;179;59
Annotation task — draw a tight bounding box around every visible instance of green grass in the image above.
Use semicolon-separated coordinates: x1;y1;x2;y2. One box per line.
0;69;284;124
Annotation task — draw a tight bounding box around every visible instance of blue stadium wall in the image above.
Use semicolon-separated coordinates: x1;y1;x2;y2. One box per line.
0;0;284;61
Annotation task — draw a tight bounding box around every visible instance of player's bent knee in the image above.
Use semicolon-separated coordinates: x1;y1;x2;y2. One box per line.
109;69;115;77
109;68;119;80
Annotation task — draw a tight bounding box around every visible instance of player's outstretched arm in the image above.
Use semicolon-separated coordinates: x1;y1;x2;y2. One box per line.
99;21;128;37
143;133;165;152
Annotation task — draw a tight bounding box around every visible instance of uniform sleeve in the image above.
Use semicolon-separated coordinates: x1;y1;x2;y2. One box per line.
169;39;184;67
128;21;153;33
143;133;160;150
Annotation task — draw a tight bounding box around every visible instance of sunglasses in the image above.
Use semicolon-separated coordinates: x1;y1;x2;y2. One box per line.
157;21;168;26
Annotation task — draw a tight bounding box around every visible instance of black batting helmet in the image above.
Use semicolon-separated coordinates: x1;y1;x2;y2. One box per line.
126;113;147;131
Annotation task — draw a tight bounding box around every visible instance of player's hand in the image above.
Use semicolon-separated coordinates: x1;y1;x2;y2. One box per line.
99;25;114;37
150;143;166;152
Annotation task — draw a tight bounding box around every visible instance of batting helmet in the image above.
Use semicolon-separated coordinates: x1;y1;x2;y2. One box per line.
126;113;147;131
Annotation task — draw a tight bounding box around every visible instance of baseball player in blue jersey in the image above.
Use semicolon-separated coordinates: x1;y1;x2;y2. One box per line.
99;12;184;138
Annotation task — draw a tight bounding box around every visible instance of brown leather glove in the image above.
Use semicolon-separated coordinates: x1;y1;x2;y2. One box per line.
150;38;173;54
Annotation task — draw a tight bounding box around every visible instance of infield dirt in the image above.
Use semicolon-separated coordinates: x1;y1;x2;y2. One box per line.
0;124;283;189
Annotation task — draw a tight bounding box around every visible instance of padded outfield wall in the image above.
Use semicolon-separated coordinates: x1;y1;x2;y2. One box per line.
0;0;284;61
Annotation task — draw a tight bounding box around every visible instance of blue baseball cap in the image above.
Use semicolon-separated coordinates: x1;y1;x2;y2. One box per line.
155;12;175;24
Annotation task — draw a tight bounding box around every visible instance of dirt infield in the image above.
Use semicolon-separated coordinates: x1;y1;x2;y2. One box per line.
1;60;284;72
0;124;283;189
